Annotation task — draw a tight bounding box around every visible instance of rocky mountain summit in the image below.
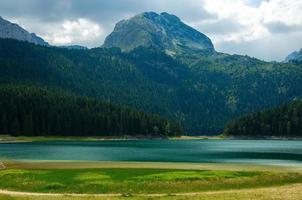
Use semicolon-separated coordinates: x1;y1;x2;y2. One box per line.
0;16;48;46
103;12;214;56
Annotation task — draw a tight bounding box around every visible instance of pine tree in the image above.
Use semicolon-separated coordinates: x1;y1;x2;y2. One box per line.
23;113;34;135
287;121;292;135
11;117;21;136
0;113;8;134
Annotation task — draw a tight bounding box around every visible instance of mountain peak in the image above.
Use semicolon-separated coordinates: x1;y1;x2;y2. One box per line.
103;12;214;55
0;16;49;46
138;12;180;22
141;11;159;19
160;12;181;22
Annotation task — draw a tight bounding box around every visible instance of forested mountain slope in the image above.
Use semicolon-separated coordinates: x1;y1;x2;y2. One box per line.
1;38;302;133
0;39;183;121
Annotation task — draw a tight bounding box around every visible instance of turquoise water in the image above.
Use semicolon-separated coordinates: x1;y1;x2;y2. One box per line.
0;140;302;166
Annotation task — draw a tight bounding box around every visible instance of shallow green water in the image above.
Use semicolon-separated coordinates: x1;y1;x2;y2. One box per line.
0;140;302;166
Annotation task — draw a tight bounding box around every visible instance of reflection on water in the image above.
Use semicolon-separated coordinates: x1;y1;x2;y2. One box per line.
0;140;302;166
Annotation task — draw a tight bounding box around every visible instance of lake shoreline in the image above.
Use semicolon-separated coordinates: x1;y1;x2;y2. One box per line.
0;135;226;143
0;135;170;143
1;134;302;143
227;136;302;140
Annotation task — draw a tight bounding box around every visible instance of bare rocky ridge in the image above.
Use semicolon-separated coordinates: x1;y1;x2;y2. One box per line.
103;12;214;55
286;49;302;62
0;16;48;46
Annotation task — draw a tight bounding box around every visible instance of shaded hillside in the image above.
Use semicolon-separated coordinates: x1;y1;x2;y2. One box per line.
224;100;302;137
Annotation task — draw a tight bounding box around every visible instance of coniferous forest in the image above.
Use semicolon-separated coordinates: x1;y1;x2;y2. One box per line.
224;100;302;137
0;85;182;137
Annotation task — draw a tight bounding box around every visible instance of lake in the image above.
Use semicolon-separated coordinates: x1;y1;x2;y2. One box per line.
1;140;302;166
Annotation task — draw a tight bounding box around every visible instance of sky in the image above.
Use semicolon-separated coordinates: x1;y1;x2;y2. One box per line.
0;0;301;61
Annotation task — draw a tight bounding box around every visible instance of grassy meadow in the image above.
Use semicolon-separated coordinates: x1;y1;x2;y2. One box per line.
0;162;302;200
0;168;296;194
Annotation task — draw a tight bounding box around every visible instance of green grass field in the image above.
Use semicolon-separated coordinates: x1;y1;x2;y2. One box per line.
0;167;302;195
0;160;302;199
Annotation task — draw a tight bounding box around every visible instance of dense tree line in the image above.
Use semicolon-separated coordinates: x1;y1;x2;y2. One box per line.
224;100;302;137
0;85;182;137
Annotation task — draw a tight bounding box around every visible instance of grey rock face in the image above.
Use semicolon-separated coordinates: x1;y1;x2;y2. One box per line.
103;12;214;54
0;16;49;46
286;49;302;62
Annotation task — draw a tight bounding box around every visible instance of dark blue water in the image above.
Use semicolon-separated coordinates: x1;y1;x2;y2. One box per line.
1;140;302;166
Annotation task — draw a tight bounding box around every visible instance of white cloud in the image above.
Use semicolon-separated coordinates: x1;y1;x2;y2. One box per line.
261;0;302;27
188;0;302;60
42;18;103;46
200;0;266;43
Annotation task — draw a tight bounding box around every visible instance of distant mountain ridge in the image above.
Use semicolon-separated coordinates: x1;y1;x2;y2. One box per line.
58;45;88;50
0;16;89;50
103;12;214;56
0;16;49;46
286;49;302;62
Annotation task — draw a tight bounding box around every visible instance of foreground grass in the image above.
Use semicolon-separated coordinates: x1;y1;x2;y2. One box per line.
0;183;302;200
6;160;299;172
0;167;301;194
